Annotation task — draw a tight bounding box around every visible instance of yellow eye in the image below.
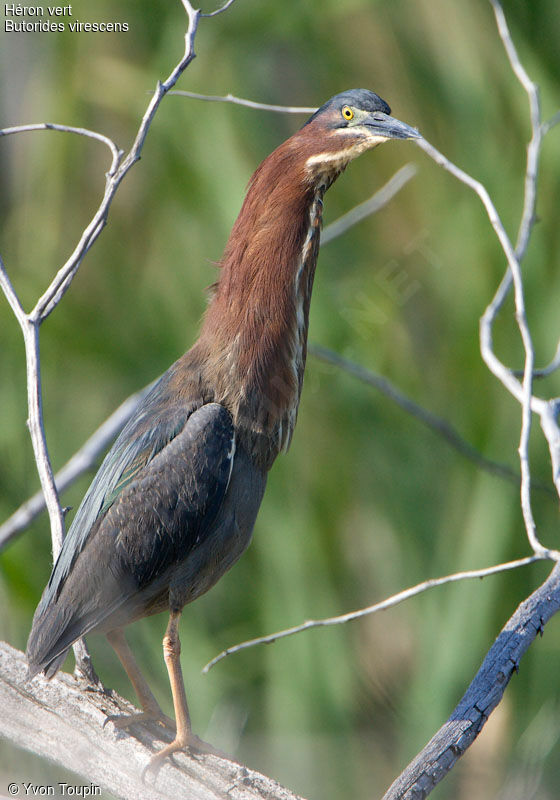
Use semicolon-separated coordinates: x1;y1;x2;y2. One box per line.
341;105;354;121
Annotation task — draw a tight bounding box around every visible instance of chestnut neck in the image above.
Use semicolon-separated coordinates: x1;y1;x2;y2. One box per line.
197;131;347;466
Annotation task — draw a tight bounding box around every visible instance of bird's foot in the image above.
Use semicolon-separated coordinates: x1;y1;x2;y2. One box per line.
103;708;176;732
142;733;226;781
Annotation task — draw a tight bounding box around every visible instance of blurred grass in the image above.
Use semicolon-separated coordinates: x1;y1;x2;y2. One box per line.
1;1;560;798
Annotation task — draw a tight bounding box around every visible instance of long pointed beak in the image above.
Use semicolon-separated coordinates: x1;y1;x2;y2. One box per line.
363;112;421;140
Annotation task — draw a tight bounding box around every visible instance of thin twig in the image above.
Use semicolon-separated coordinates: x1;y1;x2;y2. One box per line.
168;90;316;114
415;135;557;556
28;0;237;323
490;1;560;508
316;347;513;482
0;256;66;550
513;338;560;380
542;109;560;136
487;0;546;555
200;0;237;17
415;139;535;406
321;164;417;244
0;123;122;177
382;561;560;799
203;555;544;673
0;385;152;550
309;344;553;496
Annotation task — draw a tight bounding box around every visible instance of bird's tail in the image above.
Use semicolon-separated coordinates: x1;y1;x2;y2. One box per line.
26;595;89;680
26;607;72;680
26;646;68;681
26;575;133;680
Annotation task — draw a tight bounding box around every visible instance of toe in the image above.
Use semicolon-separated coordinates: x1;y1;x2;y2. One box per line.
104;710;176;732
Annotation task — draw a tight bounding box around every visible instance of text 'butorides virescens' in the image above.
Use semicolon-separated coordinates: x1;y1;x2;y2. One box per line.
27;89;420;772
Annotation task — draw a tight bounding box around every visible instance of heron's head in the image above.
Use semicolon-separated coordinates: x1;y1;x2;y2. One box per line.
299;88;420;180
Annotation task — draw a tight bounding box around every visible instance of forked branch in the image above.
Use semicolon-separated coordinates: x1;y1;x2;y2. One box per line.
0;0;237;556
201;2;560;795
0;0;238;680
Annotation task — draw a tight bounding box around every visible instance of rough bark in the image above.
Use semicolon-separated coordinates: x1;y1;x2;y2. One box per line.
382;561;560;799
0;641;304;800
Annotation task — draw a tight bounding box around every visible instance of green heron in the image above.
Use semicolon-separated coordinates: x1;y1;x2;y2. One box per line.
26;89;420;770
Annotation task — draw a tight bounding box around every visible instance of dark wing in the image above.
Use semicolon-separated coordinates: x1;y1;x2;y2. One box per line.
27;397;234;677
43;373;197;606
106;401;236;590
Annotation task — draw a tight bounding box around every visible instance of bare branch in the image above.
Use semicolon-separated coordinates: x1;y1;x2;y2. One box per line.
513;338;560;380
203;555;544;673
200;0;238;18
488;0;545;560
489;0;560;526
0;385;152;550
415;135;555;556
0;256;65;550
2;258;96;680
542;109;560;136
0;123;122;177
25;322;66;553
382;561;560;799
321;164;417;244
490;0;539;113
26;1;230;323
489;0;560;508
0;641;304;800
168;90;316;114
309;344;554;495
415;140;529;401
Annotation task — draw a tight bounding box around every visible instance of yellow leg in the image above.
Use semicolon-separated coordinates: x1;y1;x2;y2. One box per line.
143;610;193;772
143;610;222;778
105;628;175;730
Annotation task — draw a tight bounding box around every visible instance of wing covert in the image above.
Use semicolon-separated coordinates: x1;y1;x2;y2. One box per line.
110;402;235;589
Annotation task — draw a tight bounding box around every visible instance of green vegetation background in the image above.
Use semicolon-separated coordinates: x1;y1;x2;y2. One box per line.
1;1;559;797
